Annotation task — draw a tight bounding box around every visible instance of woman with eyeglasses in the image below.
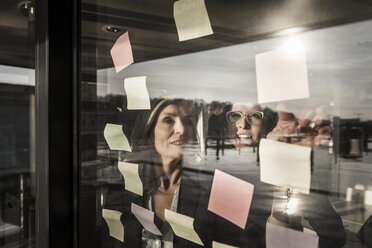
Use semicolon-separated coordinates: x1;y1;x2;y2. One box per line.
226;103;277;149
224;102;345;248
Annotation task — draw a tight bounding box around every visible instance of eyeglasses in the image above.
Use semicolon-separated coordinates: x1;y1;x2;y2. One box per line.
226;111;264;126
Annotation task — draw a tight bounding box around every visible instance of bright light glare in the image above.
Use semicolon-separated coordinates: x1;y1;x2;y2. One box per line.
276;27;304;36
280;37;304;54
286;198;298;214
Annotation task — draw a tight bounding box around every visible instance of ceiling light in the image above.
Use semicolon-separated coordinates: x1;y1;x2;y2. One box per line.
103;26;122;33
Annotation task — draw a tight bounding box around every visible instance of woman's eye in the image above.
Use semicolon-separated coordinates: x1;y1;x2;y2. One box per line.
252;113;263;120
163;117;174;124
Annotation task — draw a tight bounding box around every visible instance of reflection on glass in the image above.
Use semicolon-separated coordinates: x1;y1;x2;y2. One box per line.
79;1;372;245
0;2;35;245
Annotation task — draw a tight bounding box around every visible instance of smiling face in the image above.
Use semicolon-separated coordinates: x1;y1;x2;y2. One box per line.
153;104;194;164
231;103;262;147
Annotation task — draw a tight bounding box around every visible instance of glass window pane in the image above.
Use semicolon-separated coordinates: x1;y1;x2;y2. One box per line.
0;1;35;247
79;1;372;247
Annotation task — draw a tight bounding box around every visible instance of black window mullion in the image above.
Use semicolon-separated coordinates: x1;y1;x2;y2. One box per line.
35;0;79;247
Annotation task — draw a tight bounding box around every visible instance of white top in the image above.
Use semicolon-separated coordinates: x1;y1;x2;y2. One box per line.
141;186;180;248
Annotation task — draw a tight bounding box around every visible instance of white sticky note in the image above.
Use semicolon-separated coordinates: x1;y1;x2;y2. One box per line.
165;209;204;246
212;241;238;248
124;76;151;110
104;123;132;151
131;203;162;236
266;222;318;248
102;209;124;242
256;49;309;104
259;138;311;194
118;162;143;196
174;0;213;41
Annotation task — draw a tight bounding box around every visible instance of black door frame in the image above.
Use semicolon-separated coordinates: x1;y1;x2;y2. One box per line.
35;0;79;247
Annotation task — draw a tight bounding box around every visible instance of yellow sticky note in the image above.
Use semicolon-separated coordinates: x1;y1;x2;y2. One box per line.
259;138;311;194
165;209;203;246
212;241;239;248
124;76;151;110
102;209;124;242
118;162;143;196
103;123;132;151
255;49;309;104
174;0;213;41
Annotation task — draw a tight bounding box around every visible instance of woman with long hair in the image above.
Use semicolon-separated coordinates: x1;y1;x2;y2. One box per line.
125;98;204;248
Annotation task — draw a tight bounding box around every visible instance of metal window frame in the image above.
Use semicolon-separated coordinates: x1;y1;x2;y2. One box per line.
35;0;79;247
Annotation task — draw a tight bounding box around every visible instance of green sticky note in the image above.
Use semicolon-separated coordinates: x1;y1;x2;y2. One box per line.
104;123;132;151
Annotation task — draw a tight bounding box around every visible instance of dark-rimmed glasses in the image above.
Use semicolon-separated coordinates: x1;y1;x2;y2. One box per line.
226;111;264;126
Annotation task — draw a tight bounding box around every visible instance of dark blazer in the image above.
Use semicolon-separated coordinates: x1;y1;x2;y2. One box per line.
102;155;346;248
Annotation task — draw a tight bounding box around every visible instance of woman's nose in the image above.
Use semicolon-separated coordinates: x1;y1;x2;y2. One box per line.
174;119;185;134
237;117;251;130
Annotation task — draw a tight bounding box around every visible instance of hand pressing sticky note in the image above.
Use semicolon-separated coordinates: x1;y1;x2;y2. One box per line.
110;32;134;73
174;0;213;41
208;169;254;229
118;162;143;196
104;123;132;151
102;209;124;242
212;241;239;248
165;209;203;246
266;222;318;248
255;49;309;104
259;138;311;194
131;203;162;236
124;76;151;110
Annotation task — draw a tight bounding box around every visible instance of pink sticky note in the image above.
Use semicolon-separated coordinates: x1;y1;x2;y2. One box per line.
110;32;134;73
208;169;254;229
131;203;162;236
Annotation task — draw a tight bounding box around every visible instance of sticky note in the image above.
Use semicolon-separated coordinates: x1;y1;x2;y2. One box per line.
124;76;151;110
266;222;318;248
102;209;124;242
208;169;254;229
259;138;311;194
131;203;162;235
110;32;134;73
103;123;132;151
174;0;213;41
118;162;143;196
255;49;309;104
165;209;203;246
212;241;238;248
